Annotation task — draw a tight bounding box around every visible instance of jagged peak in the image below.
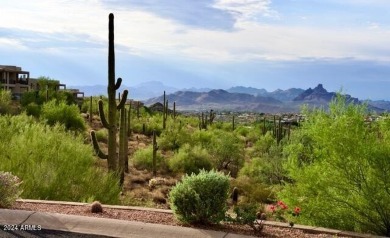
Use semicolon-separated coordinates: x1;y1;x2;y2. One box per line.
313;84;327;93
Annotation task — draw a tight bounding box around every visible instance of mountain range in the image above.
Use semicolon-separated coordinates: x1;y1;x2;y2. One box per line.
71;82;390;113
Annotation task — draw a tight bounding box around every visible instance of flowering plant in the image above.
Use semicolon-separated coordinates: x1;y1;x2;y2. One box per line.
266;200;301;226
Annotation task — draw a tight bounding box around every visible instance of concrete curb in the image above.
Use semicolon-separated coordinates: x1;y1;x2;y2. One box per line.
15;199;385;238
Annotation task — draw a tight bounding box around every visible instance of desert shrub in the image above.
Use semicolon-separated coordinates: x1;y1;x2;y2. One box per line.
24;102;41;117
132;117;163;136
80;96;107;114
0;90;12;115
20;91;44;107
169;170;230;224
226;203;264;235
241;144;287;185
250;132;276;157
0;114;120;204
158;123;191;151
190;129;244;177
132;145;166;171
234;126;251;137
191;130;214;148
279;95;390;236
231;175;275;204
41;100;85;132
0;171;22;208
168;144;212;174
208;130;245;177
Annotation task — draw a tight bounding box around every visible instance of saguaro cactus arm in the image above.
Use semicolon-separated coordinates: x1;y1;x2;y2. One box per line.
117;89;128;110
98;100;109;129
90;130;108;160
115;77;122;90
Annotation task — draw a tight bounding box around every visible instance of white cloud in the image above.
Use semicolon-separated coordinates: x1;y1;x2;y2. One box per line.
213;0;278;22
0;38;28;50
1;0;390;63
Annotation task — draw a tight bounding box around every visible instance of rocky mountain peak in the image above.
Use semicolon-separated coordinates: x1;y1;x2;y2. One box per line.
294;84;333;101
313;84;327;94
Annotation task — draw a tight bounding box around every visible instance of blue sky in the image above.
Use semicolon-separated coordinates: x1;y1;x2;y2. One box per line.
1;0;390;99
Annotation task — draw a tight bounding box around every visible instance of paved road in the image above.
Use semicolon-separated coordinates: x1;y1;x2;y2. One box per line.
0;229;114;238
0;209;255;238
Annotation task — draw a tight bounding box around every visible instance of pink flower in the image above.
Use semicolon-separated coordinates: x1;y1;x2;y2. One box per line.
268;205;276;213
294;207;301;214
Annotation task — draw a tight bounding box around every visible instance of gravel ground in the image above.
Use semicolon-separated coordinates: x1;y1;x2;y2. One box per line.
12;201;351;238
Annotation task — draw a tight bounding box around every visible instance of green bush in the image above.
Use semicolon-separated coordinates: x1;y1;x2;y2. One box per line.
132;145;165;171
158;124;191;151
241;144;287;185
280;95;390;236
250;132;275;157
169;170;230;224
24;102;41;117
21;91;44;107
168;144;212;174
41;100;85;132
0;90;12;115
208;130;245;177
0;171;22;208
231;175;275;204
0;114;120;204
80;96;107;114
132;117;163;136
191;130;214;148
234;126;251;137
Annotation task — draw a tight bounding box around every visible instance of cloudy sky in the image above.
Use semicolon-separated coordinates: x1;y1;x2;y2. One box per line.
1;0;390;99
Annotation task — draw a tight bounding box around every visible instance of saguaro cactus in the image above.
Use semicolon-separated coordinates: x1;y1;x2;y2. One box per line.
173;101;176;120
119;107;127;185
209;109;216;125
90;13;128;172
199;112;207;130
152;130;159;177
89;96;93;123
162;91;167;129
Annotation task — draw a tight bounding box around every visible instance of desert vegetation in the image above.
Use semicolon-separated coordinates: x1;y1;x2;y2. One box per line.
1;13;389;237
2;84;389;236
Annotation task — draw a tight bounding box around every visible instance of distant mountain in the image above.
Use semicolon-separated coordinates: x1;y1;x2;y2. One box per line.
367;100;390;111
293;84;386;112
268;88;305;101
227;86;304;101
293;84;359;103
72;81;389;113
227;86;268;96
70;81;179;100
144;89;283;112
183;87;213;93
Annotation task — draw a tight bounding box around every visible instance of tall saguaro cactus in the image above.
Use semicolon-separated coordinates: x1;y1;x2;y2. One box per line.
90;13;128;172
152;130;159;177
163;91;167;129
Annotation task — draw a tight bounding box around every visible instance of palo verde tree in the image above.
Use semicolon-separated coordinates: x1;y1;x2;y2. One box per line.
279;94;390;236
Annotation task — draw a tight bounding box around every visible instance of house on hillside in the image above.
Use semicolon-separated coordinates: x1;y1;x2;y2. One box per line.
0;65;38;99
0;65;84;102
